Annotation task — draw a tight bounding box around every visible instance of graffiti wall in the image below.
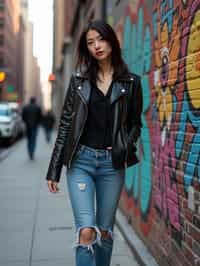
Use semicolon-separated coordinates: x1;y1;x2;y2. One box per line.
109;0;200;265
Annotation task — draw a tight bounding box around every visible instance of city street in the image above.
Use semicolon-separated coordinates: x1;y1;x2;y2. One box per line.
0;129;139;266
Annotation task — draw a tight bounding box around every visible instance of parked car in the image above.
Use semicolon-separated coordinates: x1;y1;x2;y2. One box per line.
0;103;19;144
8;102;25;137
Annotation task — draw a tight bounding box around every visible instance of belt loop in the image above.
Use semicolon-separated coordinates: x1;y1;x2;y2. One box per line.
106;147;112;160
105;149;108;160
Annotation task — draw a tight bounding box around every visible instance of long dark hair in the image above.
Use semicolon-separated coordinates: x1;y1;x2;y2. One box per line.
76;20;129;83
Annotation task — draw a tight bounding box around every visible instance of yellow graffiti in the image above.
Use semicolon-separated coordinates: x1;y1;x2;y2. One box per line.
156;85;173;129
186;10;200;108
154;13;180;129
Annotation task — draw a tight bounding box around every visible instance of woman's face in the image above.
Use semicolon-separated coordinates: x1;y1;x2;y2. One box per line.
86;29;112;62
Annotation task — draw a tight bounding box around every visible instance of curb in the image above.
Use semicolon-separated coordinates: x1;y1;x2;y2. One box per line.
0;138;24;162
0;148;12;161
116;209;159;266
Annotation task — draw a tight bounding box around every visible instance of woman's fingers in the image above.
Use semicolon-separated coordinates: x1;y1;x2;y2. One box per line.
47;180;54;192
47;180;59;193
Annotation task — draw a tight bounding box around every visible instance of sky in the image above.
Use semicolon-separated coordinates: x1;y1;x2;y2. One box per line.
28;0;53;82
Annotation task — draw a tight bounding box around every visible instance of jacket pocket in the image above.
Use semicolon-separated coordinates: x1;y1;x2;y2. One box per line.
126;142;139;167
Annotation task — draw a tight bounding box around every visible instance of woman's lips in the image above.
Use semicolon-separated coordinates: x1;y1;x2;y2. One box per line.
96;51;104;56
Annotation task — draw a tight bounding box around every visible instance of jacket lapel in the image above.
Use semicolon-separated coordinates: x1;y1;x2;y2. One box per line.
110;81;128;104
76;79;91;104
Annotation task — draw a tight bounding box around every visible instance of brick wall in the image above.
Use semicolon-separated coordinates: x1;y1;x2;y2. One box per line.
109;0;200;265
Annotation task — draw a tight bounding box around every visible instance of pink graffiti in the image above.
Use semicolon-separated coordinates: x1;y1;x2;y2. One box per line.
153;121;180;231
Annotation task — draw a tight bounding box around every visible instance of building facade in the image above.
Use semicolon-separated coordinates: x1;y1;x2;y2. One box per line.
23;20;42;105
52;0;65;123
0;0;20;101
23;21;33;102
0;0;41;105
16;4;25;103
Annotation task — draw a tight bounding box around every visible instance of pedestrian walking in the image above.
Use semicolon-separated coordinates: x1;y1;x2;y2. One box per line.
46;20;143;266
22;97;42;160
42;110;55;143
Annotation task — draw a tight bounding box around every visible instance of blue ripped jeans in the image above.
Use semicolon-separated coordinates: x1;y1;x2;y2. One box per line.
66;145;125;266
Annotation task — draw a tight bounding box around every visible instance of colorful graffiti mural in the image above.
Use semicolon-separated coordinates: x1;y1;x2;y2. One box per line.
119;0;200;245
176;0;200;188
152;0;181;241
122;0;154;235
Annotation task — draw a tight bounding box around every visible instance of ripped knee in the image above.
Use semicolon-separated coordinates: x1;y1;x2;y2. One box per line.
73;226;101;254
100;229;113;240
79;227;96;245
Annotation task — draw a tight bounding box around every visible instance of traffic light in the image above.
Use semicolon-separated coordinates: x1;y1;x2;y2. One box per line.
0;71;6;82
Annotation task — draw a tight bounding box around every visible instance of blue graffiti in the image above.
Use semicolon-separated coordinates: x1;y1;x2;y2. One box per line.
123;16;132;67
176;92;200;189
153;11;158;39
123;7;152;216
160;0;174;33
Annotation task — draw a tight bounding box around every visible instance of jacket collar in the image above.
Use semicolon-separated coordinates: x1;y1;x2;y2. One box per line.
75;72;134;104
74;71;134;82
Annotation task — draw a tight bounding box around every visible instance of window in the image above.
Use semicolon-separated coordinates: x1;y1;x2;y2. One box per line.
0;57;4;67
0;51;3;67
0;34;4;46
0;0;5;11
115;0;120;6
0;18;4;29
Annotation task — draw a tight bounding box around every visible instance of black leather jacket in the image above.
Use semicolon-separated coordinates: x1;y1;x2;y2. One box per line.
46;72;143;182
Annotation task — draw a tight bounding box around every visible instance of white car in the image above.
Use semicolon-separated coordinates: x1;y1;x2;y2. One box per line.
8;102;25;137
0;103;18;143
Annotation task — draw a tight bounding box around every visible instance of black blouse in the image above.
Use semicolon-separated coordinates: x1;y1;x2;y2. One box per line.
79;81;114;149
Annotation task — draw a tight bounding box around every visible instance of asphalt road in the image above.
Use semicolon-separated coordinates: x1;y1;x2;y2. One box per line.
0;137;23;161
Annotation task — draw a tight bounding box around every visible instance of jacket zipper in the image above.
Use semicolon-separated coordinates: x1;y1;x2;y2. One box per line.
68;92;88;168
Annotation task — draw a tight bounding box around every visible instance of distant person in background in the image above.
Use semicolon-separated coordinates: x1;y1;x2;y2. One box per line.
22;97;42;160
42;110;55;143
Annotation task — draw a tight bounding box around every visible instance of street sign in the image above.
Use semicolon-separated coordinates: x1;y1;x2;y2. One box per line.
6;92;18;101
7;85;14;93
48;73;56;81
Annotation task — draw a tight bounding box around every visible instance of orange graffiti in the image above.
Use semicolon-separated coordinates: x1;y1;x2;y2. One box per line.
154;9;180;131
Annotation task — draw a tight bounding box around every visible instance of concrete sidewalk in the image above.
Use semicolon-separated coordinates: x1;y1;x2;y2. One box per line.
0;129;139;266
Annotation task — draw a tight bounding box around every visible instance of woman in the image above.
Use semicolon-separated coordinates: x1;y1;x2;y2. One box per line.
46;20;143;266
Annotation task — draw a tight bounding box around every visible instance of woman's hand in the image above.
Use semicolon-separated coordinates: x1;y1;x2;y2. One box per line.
47;180;59;193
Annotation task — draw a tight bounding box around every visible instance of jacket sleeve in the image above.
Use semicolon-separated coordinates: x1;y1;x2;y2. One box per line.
46;75;75;182
127;76;143;144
